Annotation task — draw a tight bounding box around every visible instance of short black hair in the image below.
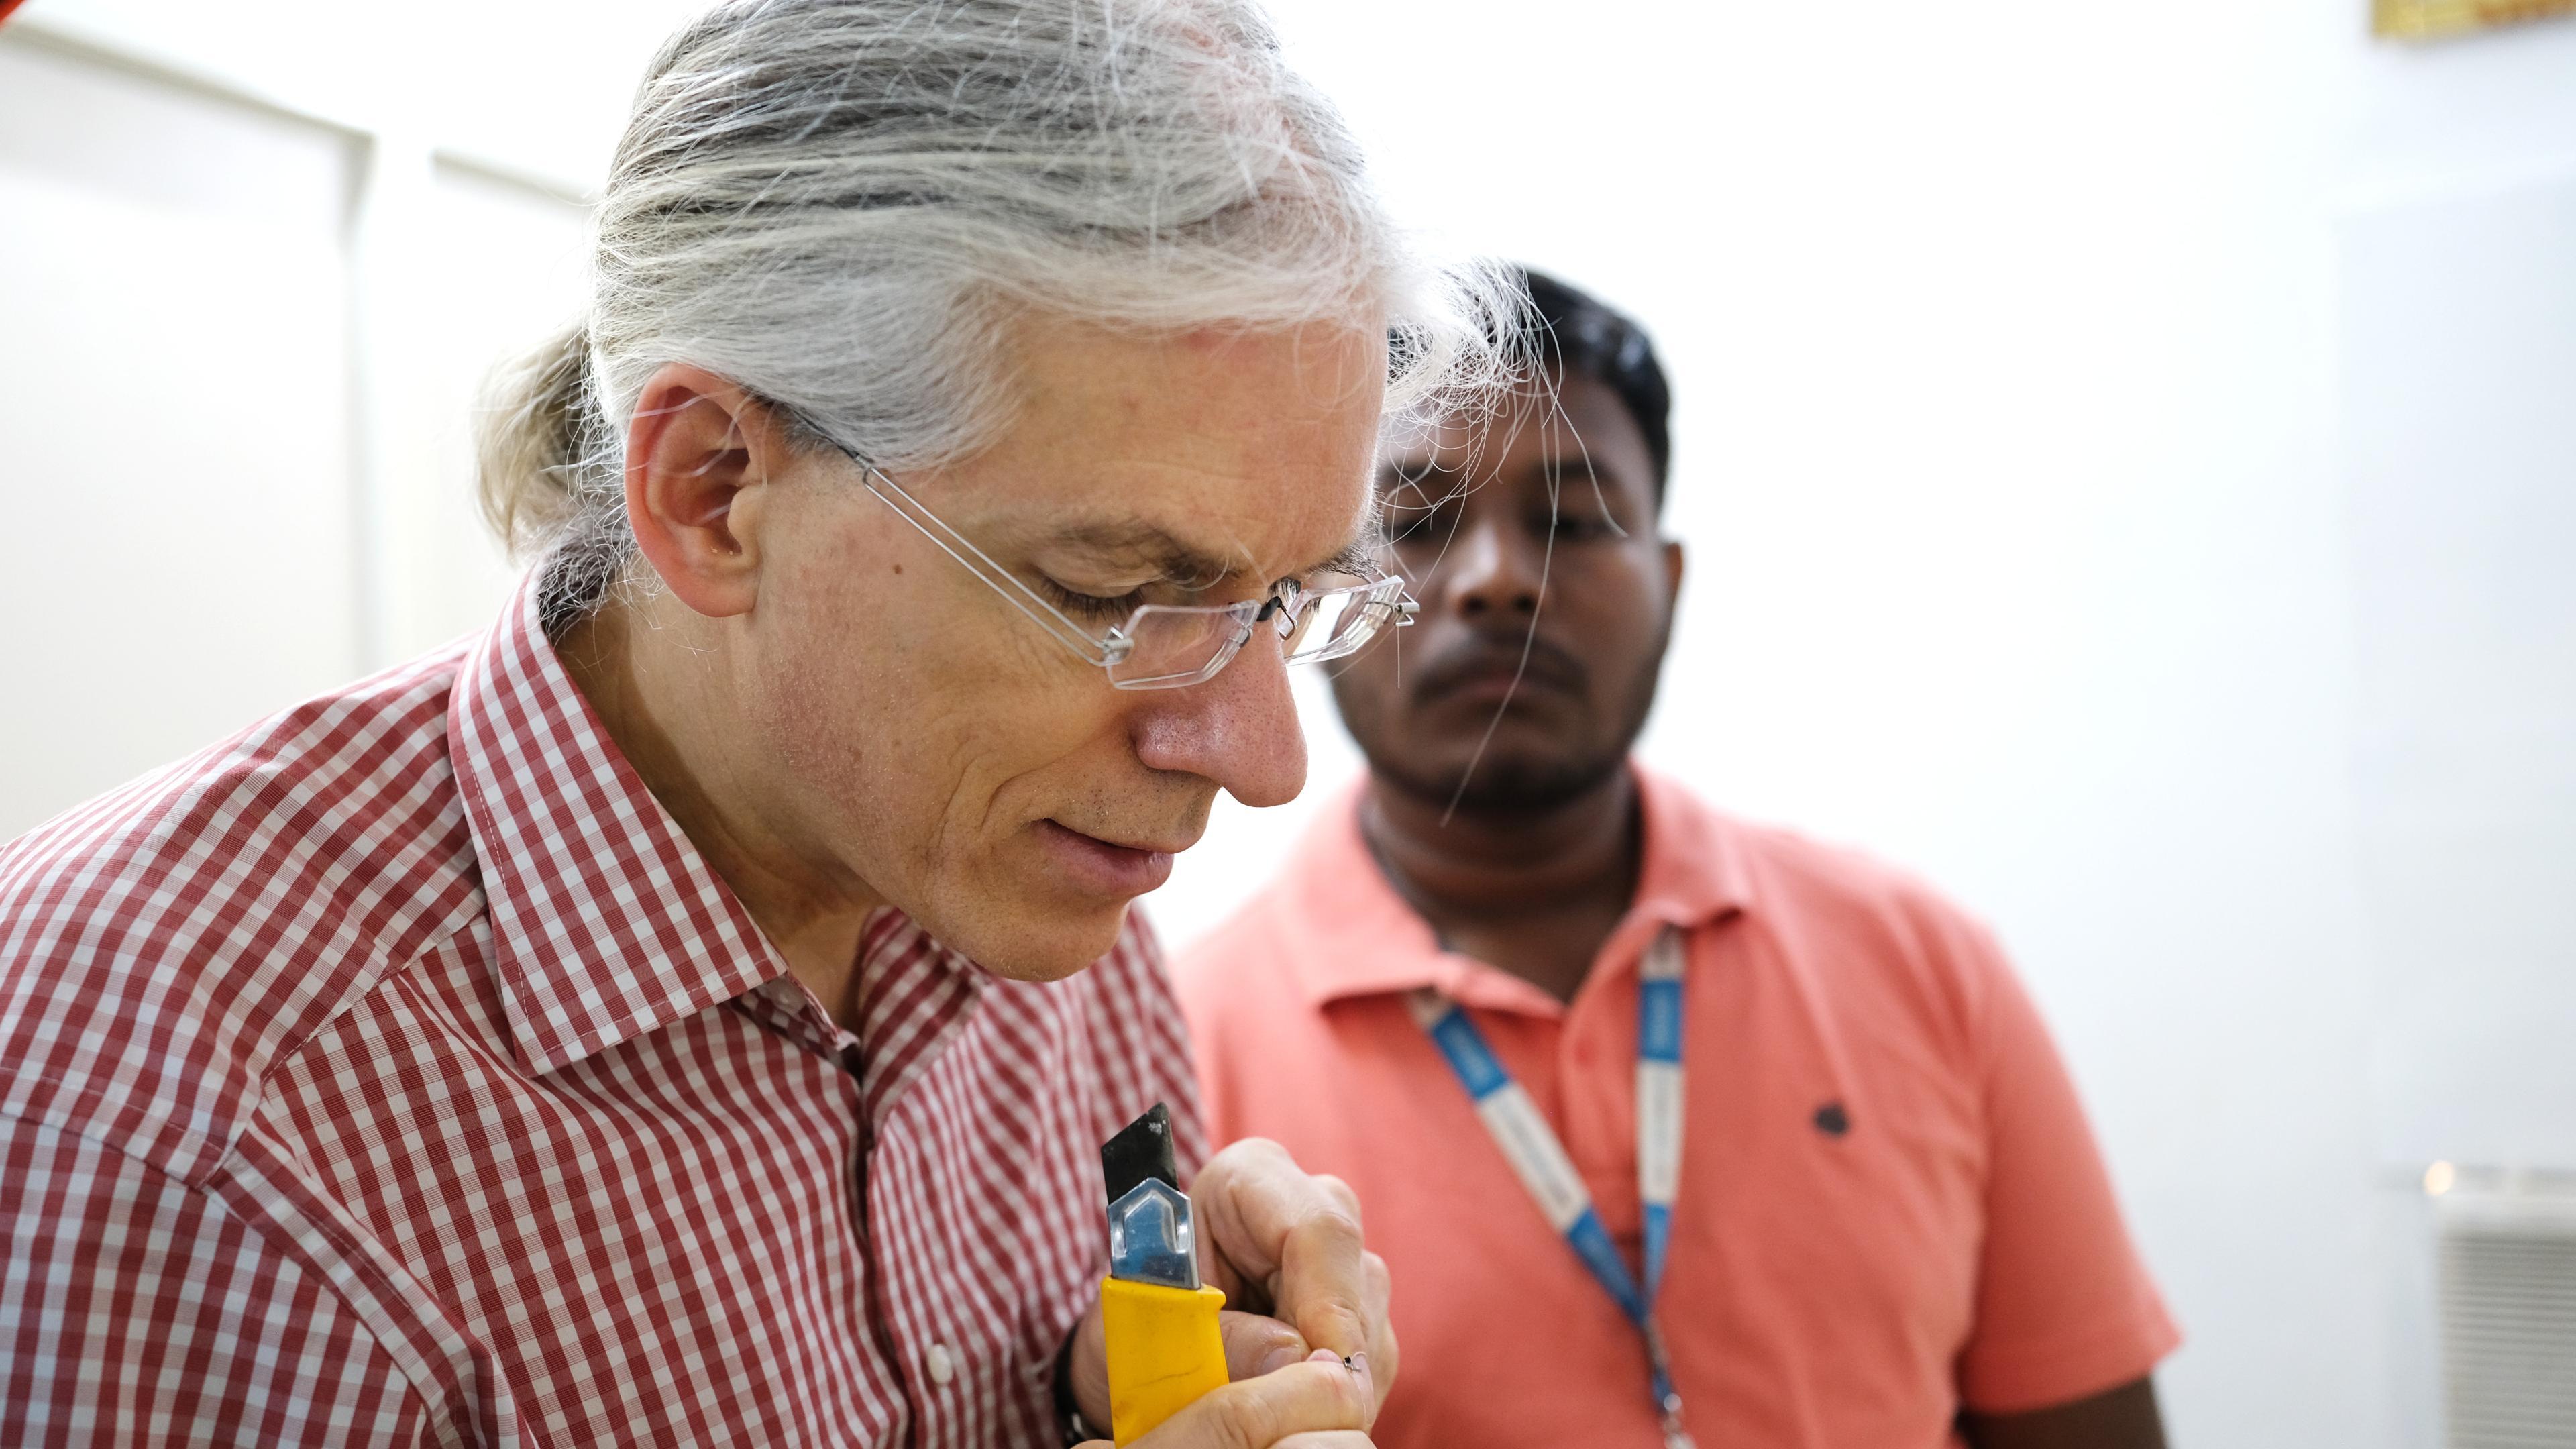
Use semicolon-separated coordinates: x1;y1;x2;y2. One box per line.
1511;266;1672;500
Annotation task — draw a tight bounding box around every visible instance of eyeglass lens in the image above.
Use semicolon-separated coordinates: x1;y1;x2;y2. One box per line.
1281;584;1397;663
1108;608;1252;688
1105;582;1402;688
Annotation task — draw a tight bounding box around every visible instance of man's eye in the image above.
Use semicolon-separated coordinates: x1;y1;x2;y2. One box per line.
1543;507;1617;541
1040;580;1146;621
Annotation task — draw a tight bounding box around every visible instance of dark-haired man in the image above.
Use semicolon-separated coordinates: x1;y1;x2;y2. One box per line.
1177;271;2178;1449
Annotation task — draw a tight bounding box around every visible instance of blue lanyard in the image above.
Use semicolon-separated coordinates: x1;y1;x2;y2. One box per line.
1410;924;1695;1449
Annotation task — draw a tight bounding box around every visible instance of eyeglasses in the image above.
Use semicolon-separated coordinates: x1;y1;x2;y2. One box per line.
832;447;1418;690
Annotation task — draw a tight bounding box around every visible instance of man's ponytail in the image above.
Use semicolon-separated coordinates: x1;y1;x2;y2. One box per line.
475;322;632;635
476;321;603;557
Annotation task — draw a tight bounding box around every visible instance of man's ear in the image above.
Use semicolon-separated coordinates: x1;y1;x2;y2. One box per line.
623;362;802;620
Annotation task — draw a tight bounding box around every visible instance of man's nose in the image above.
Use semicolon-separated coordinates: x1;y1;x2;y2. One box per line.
1438;513;1544;621
1128;631;1309;809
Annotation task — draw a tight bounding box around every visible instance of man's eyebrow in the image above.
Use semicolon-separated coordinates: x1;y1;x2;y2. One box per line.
1378;453;1609;500
1309;535;1379;580
1376;458;1464;513
1039;519;1379;589
1521;453;1612;494
1042;520;1236;587
1529;449;1603;477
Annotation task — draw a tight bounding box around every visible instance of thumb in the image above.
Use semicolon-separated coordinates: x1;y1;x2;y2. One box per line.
1220;1309;1309;1382
1133;1352;1373;1448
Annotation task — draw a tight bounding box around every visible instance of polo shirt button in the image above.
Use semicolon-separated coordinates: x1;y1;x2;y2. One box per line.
926;1342;955;1385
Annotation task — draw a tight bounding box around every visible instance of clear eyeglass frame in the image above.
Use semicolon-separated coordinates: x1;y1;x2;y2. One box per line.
834;447;1419;690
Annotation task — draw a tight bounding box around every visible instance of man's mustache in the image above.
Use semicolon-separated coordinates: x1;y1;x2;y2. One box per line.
1407;632;1589;704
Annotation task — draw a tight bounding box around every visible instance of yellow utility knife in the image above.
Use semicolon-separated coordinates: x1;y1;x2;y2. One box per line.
1099;1104;1228;1444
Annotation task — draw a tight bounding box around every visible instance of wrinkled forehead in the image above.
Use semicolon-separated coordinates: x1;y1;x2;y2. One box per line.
987;315;1391;582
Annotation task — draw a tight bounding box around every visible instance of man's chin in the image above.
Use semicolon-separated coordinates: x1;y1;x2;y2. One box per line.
926;895;1133;985
1377;746;1627;818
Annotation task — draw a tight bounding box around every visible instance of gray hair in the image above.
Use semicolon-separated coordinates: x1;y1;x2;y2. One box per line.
478;0;1515;632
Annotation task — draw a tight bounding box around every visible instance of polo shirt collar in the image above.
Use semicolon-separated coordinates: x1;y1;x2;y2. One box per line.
1281;763;1754;1014
447;574;791;1075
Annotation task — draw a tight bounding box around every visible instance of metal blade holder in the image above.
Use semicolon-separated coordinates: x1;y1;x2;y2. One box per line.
1107;1177;1200;1291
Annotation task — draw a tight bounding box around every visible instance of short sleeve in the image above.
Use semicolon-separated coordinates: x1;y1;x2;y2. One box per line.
1953;934;2182;1413
0;1116;429;1444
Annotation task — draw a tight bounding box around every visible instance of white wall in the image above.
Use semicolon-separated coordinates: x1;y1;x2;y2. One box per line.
2340;150;2576;1449
0;11;602;837
5;3;2573;1444
0;37;363;833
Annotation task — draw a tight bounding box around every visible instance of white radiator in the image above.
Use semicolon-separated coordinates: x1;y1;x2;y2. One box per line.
2438;1169;2576;1448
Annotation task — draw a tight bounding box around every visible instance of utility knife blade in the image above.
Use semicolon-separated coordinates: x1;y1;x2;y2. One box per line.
1102;1102;1199;1291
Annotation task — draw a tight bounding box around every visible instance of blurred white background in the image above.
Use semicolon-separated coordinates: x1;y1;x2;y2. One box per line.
4;1;2573;1443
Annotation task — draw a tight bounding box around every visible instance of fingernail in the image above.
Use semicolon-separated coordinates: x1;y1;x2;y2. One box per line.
1305;1348;1340;1365
1256;1344;1304;1377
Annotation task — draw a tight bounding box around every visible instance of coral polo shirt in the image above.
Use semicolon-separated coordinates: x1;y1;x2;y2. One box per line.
1174;769;2178;1449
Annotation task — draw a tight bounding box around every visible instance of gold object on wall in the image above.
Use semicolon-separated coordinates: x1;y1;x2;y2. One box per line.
2374;0;2576;38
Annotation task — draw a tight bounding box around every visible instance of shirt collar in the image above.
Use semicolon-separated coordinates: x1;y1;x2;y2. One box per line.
447;573;791;1075
1279;763;1755;1015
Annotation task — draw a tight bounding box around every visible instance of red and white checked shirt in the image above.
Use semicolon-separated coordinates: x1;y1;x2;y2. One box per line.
0;576;1204;1446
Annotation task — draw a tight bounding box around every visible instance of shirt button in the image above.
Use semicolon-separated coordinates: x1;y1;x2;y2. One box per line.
926;1342;955;1386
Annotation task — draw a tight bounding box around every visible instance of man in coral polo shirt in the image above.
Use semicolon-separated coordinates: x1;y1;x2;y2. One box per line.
1175;270;2180;1449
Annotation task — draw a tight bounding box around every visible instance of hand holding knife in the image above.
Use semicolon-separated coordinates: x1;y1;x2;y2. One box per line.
1065;1106;1395;1447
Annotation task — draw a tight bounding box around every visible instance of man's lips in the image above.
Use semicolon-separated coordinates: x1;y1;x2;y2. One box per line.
1035;820;1184;898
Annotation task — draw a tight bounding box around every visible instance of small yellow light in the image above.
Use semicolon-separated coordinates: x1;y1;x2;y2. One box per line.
2424;1161;2456;1197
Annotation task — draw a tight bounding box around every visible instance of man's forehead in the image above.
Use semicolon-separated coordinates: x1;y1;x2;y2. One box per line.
1379;378;1647;480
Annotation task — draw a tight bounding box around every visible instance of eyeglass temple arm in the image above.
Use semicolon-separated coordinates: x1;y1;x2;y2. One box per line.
847;459;1133;666
853;449;1415;659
